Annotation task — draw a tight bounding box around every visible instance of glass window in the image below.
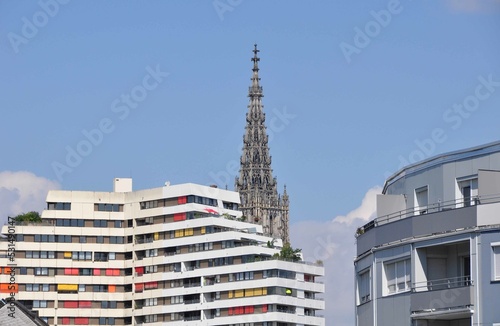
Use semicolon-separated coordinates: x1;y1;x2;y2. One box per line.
493;246;500;280
385;258;411;295
358;269;371;304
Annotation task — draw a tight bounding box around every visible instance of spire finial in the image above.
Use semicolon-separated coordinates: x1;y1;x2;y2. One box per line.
252;44;260;71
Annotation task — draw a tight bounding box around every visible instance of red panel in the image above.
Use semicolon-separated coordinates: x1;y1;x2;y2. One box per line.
244;306;254;314
108;285;116;293
75;317;89;325
61;317;71;324
64;301;78;308
135;267;144;275
113;269;120;276
177;196;187;204
79;301;92;308
93;269;101;276
173;213;186;221
105;269;113;276
64;268;72;275
145;281;157;289
135;283;143;292
262;304;268;313
72;268;79;275
228;307;233;315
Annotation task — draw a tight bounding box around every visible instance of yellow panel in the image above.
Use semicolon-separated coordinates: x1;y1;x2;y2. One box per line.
245;288;254;297
262;287;267;295
228;290;233;299
64;252;72;258
185;228;193;236
201;227;206;234
58;284;78;291
175;229;183;238
153;232;159;240
254;288;262;296
234;289;244;298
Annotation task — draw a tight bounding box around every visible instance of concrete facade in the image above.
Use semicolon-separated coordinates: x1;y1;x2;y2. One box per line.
0;180;324;326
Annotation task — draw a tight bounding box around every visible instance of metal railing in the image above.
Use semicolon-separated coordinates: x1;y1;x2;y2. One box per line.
356;193;500;237
412;275;473;292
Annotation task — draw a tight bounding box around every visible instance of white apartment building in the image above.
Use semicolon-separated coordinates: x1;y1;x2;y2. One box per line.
355;141;500;326
0;179;324;326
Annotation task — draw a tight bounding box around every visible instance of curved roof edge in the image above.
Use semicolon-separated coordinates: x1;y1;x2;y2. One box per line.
383;140;500;193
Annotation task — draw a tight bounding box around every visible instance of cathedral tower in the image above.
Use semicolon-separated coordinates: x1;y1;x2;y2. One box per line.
235;45;290;243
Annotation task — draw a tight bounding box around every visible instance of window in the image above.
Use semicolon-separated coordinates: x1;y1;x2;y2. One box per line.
80;236;87;243
493;245;500;280
33;300;47;308
48;202;71;210
35;268;48;276
171;296;183;304
358;269;371;304
97;236;104;244
43;284;49;292
144;298;157;306
95;252;109;261
415;186;428;215
96;203;122;212
144;315;158;323
458;177;478;207
145;265;158;274
93;220;107;227
114;220;122;228
145;249;158;258
79;284;86;292
385;258;411;295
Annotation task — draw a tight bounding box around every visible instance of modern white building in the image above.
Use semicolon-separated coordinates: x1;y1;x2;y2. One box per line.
1;179;324;326
355;141;500;326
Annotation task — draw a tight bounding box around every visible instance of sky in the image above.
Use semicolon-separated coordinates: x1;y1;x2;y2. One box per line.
1;0;500;324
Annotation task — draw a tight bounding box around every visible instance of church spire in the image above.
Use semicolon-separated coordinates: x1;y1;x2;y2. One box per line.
249;44;263;100
235;45;290;243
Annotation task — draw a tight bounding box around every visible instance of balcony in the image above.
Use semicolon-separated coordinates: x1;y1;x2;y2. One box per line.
411;282;474;321
355;194;500;256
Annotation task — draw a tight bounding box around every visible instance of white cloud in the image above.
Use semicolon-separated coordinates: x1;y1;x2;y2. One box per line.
290;186;382;326
0;171;60;226
445;0;500;13
334;186;381;225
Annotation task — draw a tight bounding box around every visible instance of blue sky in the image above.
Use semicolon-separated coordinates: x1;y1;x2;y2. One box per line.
1;1;500;324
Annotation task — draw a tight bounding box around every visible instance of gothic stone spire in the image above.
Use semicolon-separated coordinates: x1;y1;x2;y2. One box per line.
235;44;290;243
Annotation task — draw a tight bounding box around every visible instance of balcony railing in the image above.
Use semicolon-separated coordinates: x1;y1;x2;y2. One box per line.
356;193;500;237
412;276;472;292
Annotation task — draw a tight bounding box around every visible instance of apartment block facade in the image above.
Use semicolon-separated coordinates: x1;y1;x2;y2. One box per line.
0;179;324;326
355;141;500;326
